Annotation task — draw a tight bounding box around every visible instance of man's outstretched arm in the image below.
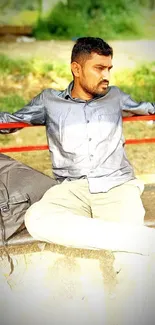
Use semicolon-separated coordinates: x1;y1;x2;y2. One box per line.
119;89;155;116
0;91;46;134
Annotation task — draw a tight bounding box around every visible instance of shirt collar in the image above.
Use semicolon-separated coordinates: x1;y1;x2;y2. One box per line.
62;81;74;100
62;81;86;102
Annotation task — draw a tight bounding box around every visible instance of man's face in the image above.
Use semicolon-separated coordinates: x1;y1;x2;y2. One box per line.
75;53;113;97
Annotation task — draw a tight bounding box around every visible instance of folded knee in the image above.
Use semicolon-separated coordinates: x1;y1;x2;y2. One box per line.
24;202;42;238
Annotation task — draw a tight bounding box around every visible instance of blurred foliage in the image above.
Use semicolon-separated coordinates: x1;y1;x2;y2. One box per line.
0;54;154;113
0;0;39;12
33;0;154;40
34;3;88;39
0;94;26;112
0;54;32;76
0;0;46;25
141;9;155;38
10;10;39;25
0;54;71;79
0;0;154;39
114;62;155;102
0;54;71;109
0;0;154;13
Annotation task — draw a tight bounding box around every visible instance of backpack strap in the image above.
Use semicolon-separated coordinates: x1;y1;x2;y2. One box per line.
0;180;9;213
0;180;9;241
0;180;14;275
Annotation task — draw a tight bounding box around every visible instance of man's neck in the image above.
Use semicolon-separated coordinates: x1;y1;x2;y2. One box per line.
71;87;93;101
71;81;109;101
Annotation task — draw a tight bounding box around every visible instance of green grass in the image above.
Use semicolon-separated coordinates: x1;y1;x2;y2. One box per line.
0;54;154;104
0;54;70;79
0;54;32;76
0;94;26;112
114;62;155;102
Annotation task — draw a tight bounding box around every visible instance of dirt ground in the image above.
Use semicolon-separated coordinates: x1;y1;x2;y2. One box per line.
0;39;155;72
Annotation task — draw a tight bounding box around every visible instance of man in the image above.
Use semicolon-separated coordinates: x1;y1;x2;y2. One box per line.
0;37;155;255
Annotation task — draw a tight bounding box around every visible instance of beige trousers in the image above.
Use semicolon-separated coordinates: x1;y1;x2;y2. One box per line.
24;178;155;255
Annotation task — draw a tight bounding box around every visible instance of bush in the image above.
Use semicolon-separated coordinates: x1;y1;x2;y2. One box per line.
43;3;88;39
0;54;32;76
0;54;64;78
33;0;144;40
0;94;26;112
33;19;52;40
114;62;155;102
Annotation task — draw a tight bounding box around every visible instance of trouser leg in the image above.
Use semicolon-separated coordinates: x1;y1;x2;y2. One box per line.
25;179;93;248
25;179;155;255
91;179;145;224
90;178;147;263
90;179;153;323
24;178;155;324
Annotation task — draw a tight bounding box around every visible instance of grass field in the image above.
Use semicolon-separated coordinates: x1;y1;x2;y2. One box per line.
0;53;155;177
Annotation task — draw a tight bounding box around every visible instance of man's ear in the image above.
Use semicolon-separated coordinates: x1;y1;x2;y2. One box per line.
71;62;81;77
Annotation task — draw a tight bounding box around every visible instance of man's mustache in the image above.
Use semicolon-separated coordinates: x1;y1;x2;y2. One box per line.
99;79;109;85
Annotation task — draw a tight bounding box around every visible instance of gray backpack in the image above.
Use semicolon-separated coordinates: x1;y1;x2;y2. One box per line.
0;153;57;245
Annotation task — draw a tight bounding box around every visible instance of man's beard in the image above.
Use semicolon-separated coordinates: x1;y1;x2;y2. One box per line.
82;80;109;97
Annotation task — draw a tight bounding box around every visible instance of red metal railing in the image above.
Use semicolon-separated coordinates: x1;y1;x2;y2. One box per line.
0;115;155;153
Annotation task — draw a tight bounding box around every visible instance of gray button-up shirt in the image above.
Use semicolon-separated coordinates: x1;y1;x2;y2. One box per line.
0;82;155;193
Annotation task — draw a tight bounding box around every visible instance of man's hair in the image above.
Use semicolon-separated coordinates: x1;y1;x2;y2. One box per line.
71;37;113;64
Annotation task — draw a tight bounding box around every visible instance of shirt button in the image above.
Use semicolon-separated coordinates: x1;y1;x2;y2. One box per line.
87;120;90;123
90;154;93;158
89;138;92;141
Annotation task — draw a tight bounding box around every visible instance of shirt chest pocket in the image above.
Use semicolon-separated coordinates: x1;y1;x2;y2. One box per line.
98;113;120;140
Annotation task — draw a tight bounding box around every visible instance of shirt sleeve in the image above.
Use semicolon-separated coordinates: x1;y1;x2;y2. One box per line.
119;89;155;116
0;91;46;134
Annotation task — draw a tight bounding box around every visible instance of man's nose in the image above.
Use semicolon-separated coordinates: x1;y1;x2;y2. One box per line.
102;69;110;80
